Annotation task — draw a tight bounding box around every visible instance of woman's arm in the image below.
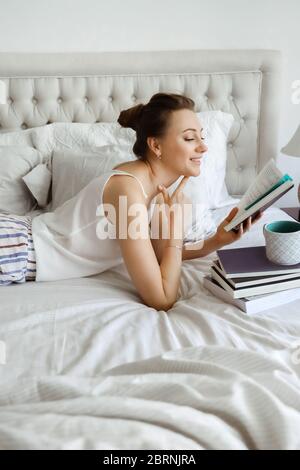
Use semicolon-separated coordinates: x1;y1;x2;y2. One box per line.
182;234;222;260
152;227;220;261
150;191;192;263
151;205;263;262
150;192;169;264
103;176;187;310
182;207;263;260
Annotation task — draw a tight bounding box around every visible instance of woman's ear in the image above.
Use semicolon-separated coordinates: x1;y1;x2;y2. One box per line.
147;136;161;155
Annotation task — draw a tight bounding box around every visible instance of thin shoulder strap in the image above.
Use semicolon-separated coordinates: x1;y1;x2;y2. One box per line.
112;170;148;198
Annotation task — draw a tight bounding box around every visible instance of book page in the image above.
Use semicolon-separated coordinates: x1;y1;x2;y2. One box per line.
236;159;283;214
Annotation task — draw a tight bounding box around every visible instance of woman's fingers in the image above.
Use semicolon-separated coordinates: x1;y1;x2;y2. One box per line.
234;216;253;239
237;222;244;238
234;217;251;238
173;176;190;197
225;206;239;223
252;210;263;223
158;176;190;204
157;184;169;203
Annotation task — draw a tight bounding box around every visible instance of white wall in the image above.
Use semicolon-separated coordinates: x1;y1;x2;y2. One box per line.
0;0;299;206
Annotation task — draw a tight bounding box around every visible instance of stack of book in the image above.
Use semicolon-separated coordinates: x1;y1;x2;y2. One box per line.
203;246;300;314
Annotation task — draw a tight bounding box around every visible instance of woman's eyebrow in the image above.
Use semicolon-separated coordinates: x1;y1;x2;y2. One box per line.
182;127;203;133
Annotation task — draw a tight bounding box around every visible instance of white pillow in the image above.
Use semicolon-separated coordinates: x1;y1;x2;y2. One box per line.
31;122;136;162
22;163;52;208
49;144;218;242
167;111;238;209
0;146;43;215
31;113;237;209
50;144;136;210
0;128;34;147
45;113;235;240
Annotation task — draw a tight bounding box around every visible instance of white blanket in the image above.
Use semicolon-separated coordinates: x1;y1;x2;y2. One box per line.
0;345;300;449
1;207;300;449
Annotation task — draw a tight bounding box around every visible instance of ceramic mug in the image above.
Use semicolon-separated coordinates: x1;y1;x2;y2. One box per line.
263;220;300;265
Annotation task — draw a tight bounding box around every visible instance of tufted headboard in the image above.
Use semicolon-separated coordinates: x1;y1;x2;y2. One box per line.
0;49;282;196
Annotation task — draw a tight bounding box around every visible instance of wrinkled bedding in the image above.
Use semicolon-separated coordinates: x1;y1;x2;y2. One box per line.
0;206;300;449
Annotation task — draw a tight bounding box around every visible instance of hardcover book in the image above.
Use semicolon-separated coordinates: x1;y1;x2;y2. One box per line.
210;265;300;298
203;275;300;314
217;246;300;279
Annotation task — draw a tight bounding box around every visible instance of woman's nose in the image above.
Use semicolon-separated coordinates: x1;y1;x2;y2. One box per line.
196;142;208;154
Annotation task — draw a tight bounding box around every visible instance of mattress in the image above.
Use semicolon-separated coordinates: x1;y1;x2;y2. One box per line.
0;206;300;449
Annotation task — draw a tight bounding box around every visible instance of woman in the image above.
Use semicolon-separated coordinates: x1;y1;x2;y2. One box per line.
0;93;261;309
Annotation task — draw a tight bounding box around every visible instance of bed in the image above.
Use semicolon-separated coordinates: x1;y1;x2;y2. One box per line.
1;50;300;450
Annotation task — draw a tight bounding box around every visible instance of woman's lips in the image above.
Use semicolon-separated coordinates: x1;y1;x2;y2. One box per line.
190;157;202;165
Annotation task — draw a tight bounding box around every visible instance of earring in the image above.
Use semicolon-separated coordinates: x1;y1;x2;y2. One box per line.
157;153;162;160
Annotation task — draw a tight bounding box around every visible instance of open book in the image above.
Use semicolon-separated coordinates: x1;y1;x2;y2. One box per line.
224;159;294;232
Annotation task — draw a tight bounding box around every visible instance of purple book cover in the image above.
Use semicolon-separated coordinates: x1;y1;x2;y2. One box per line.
217;246;300;278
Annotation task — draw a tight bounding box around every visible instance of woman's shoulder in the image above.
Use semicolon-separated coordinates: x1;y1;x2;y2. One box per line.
103;162;148;205
110;161;148;192
112;160;141;173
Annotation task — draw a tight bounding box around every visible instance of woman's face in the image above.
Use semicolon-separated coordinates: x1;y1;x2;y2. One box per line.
159;109;208;176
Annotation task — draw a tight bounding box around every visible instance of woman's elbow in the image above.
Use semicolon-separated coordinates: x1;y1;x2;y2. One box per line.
161;300;175;311
144;297;175;311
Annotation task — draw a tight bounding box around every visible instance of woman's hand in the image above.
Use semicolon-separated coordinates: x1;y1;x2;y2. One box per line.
214;206;263;249
157;177;190;239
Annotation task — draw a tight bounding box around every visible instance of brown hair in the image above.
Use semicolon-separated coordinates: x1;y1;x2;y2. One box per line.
117;92;195;160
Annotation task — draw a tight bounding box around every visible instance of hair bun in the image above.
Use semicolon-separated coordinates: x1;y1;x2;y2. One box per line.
117;103;145;131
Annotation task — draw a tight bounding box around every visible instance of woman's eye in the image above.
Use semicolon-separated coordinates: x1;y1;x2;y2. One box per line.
185;138;195;141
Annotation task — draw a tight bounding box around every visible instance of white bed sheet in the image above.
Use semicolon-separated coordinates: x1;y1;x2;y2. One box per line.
1;344;299;450
1;206;299;378
1;206;300;449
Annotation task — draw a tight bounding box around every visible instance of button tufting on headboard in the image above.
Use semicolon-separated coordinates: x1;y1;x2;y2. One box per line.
0;50;282;195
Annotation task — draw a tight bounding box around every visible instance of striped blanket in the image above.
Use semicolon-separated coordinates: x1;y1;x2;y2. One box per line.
0;213;36;286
